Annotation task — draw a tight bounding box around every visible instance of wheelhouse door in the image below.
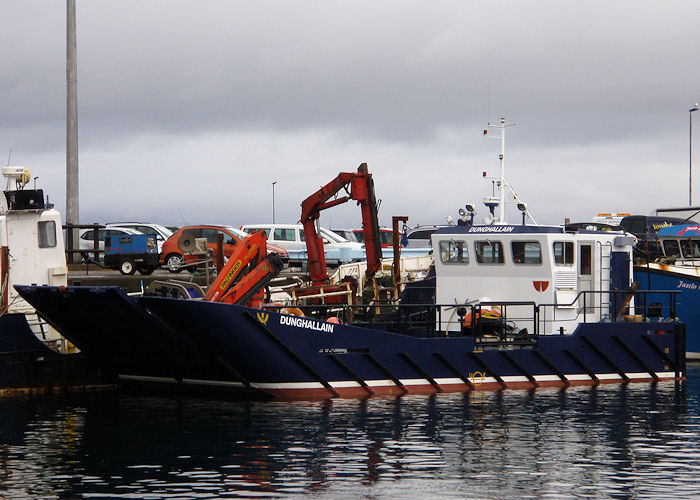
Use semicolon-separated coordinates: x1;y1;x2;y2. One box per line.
578;242;595;313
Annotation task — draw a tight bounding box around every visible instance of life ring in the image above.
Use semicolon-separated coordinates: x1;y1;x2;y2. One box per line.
280;307;304;317
470;370;486;386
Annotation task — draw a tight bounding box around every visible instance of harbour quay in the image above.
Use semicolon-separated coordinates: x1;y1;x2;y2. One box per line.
67;263;302;293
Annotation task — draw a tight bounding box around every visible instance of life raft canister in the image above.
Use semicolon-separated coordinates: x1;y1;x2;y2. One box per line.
462;307;501;327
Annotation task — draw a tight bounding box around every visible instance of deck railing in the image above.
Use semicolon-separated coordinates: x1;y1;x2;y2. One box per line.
264;288;681;343
264;300;538;340
537;288;679;333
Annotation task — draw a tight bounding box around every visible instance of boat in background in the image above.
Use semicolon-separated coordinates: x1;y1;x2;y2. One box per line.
0;166;116;395
635;223;700;359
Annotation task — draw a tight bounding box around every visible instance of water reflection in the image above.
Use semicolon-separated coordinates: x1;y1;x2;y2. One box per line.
0;366;699;498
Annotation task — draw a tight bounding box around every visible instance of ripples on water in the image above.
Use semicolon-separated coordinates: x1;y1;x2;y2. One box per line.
1;366;700;498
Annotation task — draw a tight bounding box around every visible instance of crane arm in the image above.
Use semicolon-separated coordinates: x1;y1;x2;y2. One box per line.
299;163;382;285
204;231;283;306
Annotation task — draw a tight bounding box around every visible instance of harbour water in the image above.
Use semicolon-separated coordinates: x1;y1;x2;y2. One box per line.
2;366;700;498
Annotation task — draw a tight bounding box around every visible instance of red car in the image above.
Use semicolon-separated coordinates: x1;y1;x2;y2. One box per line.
160;224;288;273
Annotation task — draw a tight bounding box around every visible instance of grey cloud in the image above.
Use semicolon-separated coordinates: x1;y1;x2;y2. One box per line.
1;0;698;230
5;1;697;152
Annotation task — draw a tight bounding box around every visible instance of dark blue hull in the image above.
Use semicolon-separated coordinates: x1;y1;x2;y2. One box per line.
15;285;686;399
0;312;117;396
635;264;700;359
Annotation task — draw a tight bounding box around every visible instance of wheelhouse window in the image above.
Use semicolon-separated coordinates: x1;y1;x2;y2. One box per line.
511;241;542;265
662;239;681;258
553;241;574;265
439;240;469;264
38;221;56;248
680;239;700;259
621;217;646;236
474;240;504;264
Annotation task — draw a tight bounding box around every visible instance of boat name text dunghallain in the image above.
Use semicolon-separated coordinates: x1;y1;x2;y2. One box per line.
468;226;515;233
280;315;335;333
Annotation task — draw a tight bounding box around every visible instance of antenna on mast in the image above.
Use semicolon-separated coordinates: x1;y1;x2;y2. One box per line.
487;84;492;126
482;117;537;225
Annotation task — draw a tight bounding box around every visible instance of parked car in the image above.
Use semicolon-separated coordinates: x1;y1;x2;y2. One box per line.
330;229;361;243
241;224;363;250
240;224;365;265
160;224;289;273
78;227;143;261
352;228;394;248
322;227;365;250
106;222;174;253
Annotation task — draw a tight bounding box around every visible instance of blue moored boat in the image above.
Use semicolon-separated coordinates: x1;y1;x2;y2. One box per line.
635;223;700;359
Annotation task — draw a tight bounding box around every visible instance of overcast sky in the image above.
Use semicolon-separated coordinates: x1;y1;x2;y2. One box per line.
2;1;699;230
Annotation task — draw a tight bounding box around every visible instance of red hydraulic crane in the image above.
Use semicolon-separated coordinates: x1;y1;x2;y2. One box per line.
300;163;383;286
204;230;283;307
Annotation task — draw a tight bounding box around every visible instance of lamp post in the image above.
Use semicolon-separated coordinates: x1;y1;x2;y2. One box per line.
272;181;277;223
691;104;699;206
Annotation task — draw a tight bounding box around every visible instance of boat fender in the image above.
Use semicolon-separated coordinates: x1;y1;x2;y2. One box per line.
327;316;341;324
281;307;304;317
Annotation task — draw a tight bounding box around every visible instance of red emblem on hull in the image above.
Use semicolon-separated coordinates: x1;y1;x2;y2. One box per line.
533;281;550;292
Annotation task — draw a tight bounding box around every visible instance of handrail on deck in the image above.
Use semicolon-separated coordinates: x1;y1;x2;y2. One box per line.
265;300;539;339
264;287;681;340
537;288;680;330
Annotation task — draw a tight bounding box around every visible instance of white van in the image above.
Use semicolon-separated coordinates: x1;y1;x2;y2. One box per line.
240;223;365;265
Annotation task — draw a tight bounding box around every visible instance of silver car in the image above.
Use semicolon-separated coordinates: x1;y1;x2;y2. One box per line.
78;227;142;261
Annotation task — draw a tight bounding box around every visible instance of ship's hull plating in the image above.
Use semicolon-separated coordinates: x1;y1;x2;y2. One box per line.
0;312;117;396
16;285;686;399
635;264;700;359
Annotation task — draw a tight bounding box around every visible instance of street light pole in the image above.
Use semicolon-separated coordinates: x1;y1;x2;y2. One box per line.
66;0;79;263
691;104;698;206
272;181;277;223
